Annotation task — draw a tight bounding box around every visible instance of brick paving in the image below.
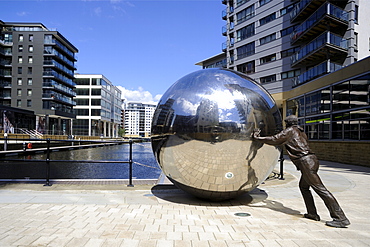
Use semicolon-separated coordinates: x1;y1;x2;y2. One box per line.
0;159;369;247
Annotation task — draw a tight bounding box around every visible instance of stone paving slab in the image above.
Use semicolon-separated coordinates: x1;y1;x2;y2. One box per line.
0;159;369;246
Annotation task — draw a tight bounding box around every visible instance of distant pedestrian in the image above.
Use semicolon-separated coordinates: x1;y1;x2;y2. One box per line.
252;115;350;228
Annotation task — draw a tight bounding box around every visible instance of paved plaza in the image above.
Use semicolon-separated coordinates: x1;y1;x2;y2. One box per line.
0;158;369;247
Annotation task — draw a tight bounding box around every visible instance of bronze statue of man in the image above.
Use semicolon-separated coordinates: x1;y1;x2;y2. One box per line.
253;115;350;228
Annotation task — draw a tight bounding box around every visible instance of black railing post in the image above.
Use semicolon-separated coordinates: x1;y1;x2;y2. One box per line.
44;138;52;186
4;133;8;151
127;139;134;187
279;148;285;180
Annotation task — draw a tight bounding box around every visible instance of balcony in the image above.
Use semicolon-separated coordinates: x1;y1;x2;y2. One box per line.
290;0;326;23
292;61;342;86
291;2;348;45
291;31;348;67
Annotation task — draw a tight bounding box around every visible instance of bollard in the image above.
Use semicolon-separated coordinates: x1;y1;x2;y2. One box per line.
127;139;134;187
44;138;52;186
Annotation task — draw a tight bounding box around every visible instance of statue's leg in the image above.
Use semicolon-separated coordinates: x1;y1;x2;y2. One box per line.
299;176;318;216
300;155;348;222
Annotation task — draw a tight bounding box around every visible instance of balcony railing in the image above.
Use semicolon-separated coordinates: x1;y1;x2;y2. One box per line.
43;81;76;97
291;2;348;44
293;61;342;86
290;0;325;22
43;71;75;87
291;31;348;66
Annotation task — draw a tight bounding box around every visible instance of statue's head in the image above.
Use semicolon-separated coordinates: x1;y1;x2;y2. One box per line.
285;115;298;127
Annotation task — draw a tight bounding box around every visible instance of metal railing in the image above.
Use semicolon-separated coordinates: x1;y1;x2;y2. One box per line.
0;137;136;187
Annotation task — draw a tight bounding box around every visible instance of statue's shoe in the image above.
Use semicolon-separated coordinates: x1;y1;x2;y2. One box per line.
304;213;320;221
325;219;350;228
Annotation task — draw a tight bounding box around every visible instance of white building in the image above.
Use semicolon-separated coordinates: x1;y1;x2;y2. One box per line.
124;102;156;138
73;74;122;138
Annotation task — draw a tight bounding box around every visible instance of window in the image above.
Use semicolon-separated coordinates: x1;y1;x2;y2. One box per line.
27;89;32;96
259;0;272;7
355;5;359;24
75;88;89;95
17;100;21;107
28;56;33;64
18;34;24;42
75;78;90;85
259;13;276;26
280;4;294;16
27;78;33;85
17;78;22;85
92;78;100;85
75;109;89;116
27;100;32;107
18;45;23;52
281;25;298;37
27;67;32;75
91;109;101;116
17;89;22;96
236;23;255;42
18;56;23;63
44;34;53;44
29;34;33;42
18;67;22;74
91;99;101;105
281;47;300;58
76;99;89;105
237;42;255;59
236;0;249;7
91;89;101;95
260;54;276;64
236;5;254;24
260;74;276;83
237;61;255;74
260;33;276;45
28;45;33;53
281;69;300;79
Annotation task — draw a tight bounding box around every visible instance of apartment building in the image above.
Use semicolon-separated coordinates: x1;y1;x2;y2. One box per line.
196;0;370;166
0;21;78;135
124;102;156;138
73;74;122;138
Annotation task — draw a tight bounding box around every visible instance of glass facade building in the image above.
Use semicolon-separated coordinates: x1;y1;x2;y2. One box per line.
73;74;122;138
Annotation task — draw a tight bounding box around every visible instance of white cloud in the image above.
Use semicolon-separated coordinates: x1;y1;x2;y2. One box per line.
117;86;161;105
17;11;28;16
94;7;102;16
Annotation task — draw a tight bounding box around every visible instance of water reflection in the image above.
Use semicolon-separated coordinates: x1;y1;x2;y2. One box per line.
0;142;161;179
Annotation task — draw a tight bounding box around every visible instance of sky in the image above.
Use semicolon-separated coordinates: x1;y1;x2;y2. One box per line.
1;0;225;104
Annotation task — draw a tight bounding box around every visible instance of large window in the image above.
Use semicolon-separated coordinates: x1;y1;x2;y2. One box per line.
75;88;89;95
237;61;255;74
259;13;275;26
236;23;255;42
286;79;370;140
260;33;276;45
75;78;90;85
236;5;254;24
260;54;276;64
237;42;255;59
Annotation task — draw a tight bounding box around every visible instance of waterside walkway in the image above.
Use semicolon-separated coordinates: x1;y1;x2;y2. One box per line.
0;159;369;246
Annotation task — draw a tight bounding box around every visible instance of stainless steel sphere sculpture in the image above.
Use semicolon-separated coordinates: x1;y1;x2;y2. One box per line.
151;68;282;201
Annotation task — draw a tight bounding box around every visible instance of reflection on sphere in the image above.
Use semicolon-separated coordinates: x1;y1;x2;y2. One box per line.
151;68;282;201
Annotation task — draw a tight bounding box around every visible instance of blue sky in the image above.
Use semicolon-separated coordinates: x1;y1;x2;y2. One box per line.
1;0;225;104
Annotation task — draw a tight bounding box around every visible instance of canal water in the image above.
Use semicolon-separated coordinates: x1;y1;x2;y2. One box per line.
0;142;162;180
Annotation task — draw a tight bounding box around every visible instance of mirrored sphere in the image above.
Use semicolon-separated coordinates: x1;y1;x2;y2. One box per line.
151;68;282;200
